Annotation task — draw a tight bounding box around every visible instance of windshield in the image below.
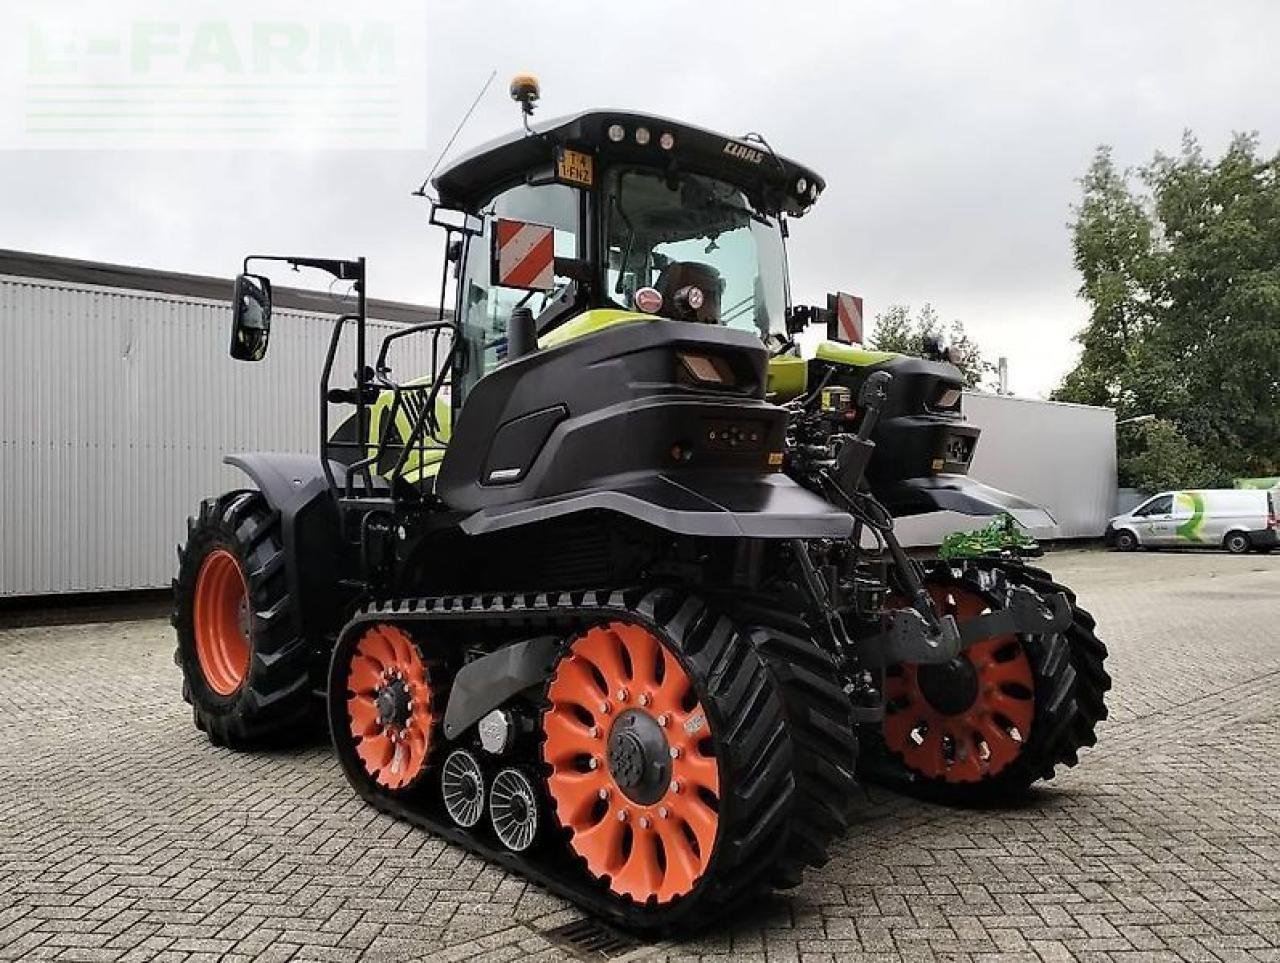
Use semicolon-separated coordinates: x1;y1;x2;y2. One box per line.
603;168;788;339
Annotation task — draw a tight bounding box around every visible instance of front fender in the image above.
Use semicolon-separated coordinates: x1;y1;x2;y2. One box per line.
224;453;351;642
878;474;1056;529
458;471;854;539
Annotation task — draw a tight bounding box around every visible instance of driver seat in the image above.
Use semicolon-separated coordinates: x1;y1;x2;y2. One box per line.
653;261;724;323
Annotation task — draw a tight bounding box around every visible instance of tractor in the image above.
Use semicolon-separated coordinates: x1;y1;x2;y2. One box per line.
173;77;1109;931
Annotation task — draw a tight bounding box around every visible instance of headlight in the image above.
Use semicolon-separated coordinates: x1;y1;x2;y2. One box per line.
935;388;962;410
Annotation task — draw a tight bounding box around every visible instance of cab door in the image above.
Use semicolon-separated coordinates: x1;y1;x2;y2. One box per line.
1131;493;1176;546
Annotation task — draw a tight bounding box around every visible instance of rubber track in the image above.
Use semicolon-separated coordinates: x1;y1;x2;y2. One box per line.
733;605;859;888
172;491;317;748
327;587;804;934
862;557;1111;802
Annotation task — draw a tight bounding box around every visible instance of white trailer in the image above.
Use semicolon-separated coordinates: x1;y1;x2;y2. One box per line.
894;392;1117;547
0;251;435;597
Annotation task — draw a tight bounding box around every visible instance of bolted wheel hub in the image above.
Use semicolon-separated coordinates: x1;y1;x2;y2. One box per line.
375;674;412;729
606;709;672;805
916;656;980;717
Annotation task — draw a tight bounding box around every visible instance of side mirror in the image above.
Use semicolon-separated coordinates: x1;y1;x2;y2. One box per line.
230;273;273;361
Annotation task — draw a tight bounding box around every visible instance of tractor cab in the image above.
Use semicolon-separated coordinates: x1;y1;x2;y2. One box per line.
225;94;835;511
433;106;825;404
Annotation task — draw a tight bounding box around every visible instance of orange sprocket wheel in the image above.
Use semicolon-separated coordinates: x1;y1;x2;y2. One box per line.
344;624;438;792
882;584;1034;783
543;621;720;905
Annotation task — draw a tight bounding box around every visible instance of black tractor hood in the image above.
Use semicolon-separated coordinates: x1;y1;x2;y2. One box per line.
433;109;824;218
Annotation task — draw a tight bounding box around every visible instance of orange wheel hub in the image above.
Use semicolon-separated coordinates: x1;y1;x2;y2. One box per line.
883;584;1034;783
345;625;437;791
543;622;720;904
193;548;251;696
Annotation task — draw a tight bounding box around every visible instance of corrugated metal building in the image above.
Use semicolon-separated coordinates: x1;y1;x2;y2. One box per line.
0;251;435;597
1;250;1117;596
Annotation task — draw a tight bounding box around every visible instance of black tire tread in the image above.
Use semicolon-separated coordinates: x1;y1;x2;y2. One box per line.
624;589;798;913
172;491;317;749
733;604;859;888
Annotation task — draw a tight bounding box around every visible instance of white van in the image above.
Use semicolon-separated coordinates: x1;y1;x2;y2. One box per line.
1106;489;1278;554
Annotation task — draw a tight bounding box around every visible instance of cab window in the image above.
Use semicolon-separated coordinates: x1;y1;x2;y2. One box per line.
602;168;788;339
1133;494;1173;517
458;182;580;397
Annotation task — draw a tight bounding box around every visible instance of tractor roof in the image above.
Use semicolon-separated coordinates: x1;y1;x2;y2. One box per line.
433;109;825;218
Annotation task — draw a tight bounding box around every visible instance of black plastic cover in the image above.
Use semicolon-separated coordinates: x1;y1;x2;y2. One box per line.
459;471;853;539
433;110;823;218
881;475;1055;528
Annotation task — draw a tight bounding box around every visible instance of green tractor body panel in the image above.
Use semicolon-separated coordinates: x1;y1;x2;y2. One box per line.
538;308;656;349
814;342;900;367
766;354;808;401
368;379;452;483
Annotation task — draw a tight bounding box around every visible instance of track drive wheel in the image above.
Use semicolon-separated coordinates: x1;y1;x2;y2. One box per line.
541;593;796;921
866;560;1110;802
330;624;439;794
173;491;316;748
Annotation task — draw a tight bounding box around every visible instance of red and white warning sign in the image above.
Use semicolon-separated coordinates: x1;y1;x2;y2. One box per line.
827;291;864;344
492;218;556;291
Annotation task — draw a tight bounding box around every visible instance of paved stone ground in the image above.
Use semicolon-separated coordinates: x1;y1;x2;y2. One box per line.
1;550;1278;962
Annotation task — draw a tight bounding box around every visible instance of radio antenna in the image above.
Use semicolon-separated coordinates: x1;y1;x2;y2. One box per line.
413;68;498;199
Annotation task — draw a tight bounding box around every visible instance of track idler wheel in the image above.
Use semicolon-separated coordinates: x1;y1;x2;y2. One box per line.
441;749;485;827
490;768;540;853
542;620;722;905
337;624;439;792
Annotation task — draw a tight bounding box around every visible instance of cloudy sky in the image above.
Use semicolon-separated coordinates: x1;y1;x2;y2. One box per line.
2;0;1277;397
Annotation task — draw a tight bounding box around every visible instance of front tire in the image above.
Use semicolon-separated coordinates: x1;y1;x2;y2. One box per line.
173;491;316;748
1114;529;1139;552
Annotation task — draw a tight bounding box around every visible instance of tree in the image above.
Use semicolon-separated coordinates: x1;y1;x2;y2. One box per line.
1119;418;1218;492
1055;134;1280;489
871;303;998;389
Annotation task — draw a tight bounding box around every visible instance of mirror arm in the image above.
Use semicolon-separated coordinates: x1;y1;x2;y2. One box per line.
243;254;363;284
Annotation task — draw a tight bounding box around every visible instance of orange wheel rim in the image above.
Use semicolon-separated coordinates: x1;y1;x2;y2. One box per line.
345;625;437;791
193;548;251;696
543;622;720;904
883;584;1034;783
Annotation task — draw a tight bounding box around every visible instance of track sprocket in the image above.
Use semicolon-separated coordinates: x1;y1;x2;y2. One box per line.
863;558;1110;801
